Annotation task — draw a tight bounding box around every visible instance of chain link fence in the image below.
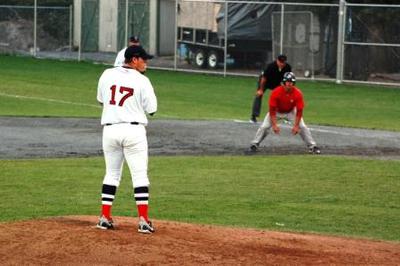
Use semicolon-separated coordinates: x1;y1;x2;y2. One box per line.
341;2;400;85
1;0;399;86
0;3;72;58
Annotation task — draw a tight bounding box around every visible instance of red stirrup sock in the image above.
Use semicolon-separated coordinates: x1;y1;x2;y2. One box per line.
102;205;112;219
134;186;150;221
137;204;149;222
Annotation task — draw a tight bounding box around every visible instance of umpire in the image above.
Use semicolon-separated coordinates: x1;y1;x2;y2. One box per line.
250;54;291;123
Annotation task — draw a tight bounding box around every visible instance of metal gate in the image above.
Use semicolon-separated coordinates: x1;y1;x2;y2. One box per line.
117;0;150;50
81;0;99;52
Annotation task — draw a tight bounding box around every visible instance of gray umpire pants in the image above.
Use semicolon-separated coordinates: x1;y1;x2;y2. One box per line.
251;109;317;147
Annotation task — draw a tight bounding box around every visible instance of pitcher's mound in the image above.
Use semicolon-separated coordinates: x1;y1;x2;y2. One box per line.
1;216;399;265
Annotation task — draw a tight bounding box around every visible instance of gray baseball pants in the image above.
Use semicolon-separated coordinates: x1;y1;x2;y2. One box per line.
251;109;316;147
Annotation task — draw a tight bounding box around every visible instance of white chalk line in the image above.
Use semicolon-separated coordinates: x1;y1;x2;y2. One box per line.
233;119;354;136
311;128;353;136
0;92;101;108
0;92;174;119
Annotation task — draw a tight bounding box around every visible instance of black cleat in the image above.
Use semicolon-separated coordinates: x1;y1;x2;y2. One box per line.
309;146;321;154
138;216;155;234
250;116;257;123
96;215;114;230
249;144;259;152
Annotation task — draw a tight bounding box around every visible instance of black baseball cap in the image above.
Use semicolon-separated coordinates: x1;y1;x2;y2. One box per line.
277;54;287;62
129;35;140;43
124;45;153;60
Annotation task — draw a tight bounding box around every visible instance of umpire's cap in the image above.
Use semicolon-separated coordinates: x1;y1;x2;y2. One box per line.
277;54;287;62
129;35;140;43
124;45;153;60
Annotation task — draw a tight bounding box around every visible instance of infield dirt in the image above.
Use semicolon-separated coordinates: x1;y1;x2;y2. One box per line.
1;117;400;159
1;216;399;265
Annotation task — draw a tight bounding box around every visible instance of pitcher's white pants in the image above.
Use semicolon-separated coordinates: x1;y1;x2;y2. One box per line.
251;109;316;147
102;123;149;188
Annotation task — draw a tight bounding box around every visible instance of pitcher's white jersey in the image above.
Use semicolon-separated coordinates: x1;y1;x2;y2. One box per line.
97;67;157;125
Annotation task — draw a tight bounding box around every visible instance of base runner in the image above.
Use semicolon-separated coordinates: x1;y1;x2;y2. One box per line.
249;72;321;154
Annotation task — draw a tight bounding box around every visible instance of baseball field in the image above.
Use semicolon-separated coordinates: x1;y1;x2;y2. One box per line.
0;54;399;264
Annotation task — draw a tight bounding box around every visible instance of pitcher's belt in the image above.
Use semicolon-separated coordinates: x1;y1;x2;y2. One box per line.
105;122;139;126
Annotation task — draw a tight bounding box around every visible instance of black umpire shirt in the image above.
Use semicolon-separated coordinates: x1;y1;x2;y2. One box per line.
261;61;292;90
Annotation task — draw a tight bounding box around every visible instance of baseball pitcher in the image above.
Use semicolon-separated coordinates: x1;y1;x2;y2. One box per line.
96;45;157;234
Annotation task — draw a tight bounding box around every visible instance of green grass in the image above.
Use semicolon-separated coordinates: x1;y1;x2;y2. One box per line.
1;156;399;241
1;55;399;244
303;82;400;130
1;54;400;130
0;55;103;117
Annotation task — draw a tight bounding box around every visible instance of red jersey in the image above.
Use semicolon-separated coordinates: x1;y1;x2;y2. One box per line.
269;85;304;114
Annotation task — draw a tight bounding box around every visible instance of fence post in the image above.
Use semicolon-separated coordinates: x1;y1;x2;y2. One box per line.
174;0;178;70
125;0;128;46
336;0;346;84
280;3;284;55
310;12;315;79
33;0;37;57
69;4;73;51
223;1;228;76
78;0;82;61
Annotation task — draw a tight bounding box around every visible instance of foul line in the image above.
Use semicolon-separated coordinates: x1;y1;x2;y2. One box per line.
0;92;101;108
0;92;173;119
309;127;353;136
233;119;354;136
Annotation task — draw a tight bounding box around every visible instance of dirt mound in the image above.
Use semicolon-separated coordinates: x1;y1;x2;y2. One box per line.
0;216;399;265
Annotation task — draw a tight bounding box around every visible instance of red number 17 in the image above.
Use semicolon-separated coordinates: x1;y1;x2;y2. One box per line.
109;85;134;106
